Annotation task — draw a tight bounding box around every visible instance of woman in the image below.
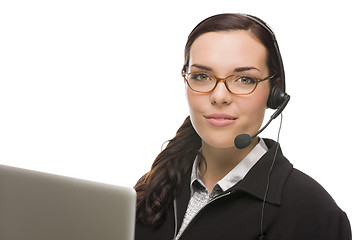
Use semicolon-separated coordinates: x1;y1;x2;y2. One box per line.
134;13;351;240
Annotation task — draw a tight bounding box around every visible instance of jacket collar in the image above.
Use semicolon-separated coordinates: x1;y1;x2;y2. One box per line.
175;139;293;229
228;138;293;205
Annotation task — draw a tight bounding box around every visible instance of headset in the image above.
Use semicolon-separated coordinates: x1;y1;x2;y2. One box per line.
246;14;287;109
234;14;290;150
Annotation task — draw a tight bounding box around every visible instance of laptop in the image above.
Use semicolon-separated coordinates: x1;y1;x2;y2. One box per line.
0;164;136;240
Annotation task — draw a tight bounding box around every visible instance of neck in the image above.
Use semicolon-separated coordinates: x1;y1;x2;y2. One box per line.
200;137;259;192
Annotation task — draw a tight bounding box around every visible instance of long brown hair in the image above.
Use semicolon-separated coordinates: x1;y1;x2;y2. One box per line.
134;13;284;226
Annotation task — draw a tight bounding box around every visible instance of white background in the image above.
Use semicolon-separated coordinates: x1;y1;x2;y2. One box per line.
0;0;361;237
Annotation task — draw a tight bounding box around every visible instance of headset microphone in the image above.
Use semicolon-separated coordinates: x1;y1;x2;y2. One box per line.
234;92;290;149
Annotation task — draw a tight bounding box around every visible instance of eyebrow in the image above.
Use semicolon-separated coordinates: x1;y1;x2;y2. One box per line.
190;64;213;71
190;64;260;73
234;66;260;72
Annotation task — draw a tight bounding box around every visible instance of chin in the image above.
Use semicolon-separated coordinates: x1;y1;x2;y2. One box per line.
202;136;236;149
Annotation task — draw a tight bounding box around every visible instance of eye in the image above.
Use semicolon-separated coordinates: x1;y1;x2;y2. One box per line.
235;76;257;85
189;73;212;82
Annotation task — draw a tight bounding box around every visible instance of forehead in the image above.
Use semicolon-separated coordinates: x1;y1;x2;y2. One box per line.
189;30;268;74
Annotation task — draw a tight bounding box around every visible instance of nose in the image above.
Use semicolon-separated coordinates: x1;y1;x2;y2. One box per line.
210;81;232;105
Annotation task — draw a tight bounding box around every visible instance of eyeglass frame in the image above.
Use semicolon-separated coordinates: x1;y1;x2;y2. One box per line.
182;72;275;95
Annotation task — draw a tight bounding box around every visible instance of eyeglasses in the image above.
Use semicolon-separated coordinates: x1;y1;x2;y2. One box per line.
183;72;275;95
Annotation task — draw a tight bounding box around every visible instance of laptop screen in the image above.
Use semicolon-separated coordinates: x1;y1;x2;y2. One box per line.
0;164;136;240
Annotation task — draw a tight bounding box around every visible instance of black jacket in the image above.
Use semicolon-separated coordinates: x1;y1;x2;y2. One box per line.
135;139;351;240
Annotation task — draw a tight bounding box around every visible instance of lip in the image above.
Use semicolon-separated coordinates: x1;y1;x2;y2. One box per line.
204;113;237;127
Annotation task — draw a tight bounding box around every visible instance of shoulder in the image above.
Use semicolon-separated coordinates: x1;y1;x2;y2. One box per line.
262;139;344;213
285;168;337;209
278;168;351;239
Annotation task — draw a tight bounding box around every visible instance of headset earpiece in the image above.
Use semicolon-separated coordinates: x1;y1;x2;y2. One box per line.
267;85;286;109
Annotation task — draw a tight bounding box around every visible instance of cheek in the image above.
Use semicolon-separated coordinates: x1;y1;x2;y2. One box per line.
185;88;211;141
241;89;269;111
237;83;270;130
186;88;203;124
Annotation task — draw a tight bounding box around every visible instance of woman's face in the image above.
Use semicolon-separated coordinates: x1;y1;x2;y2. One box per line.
186;30;271;149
